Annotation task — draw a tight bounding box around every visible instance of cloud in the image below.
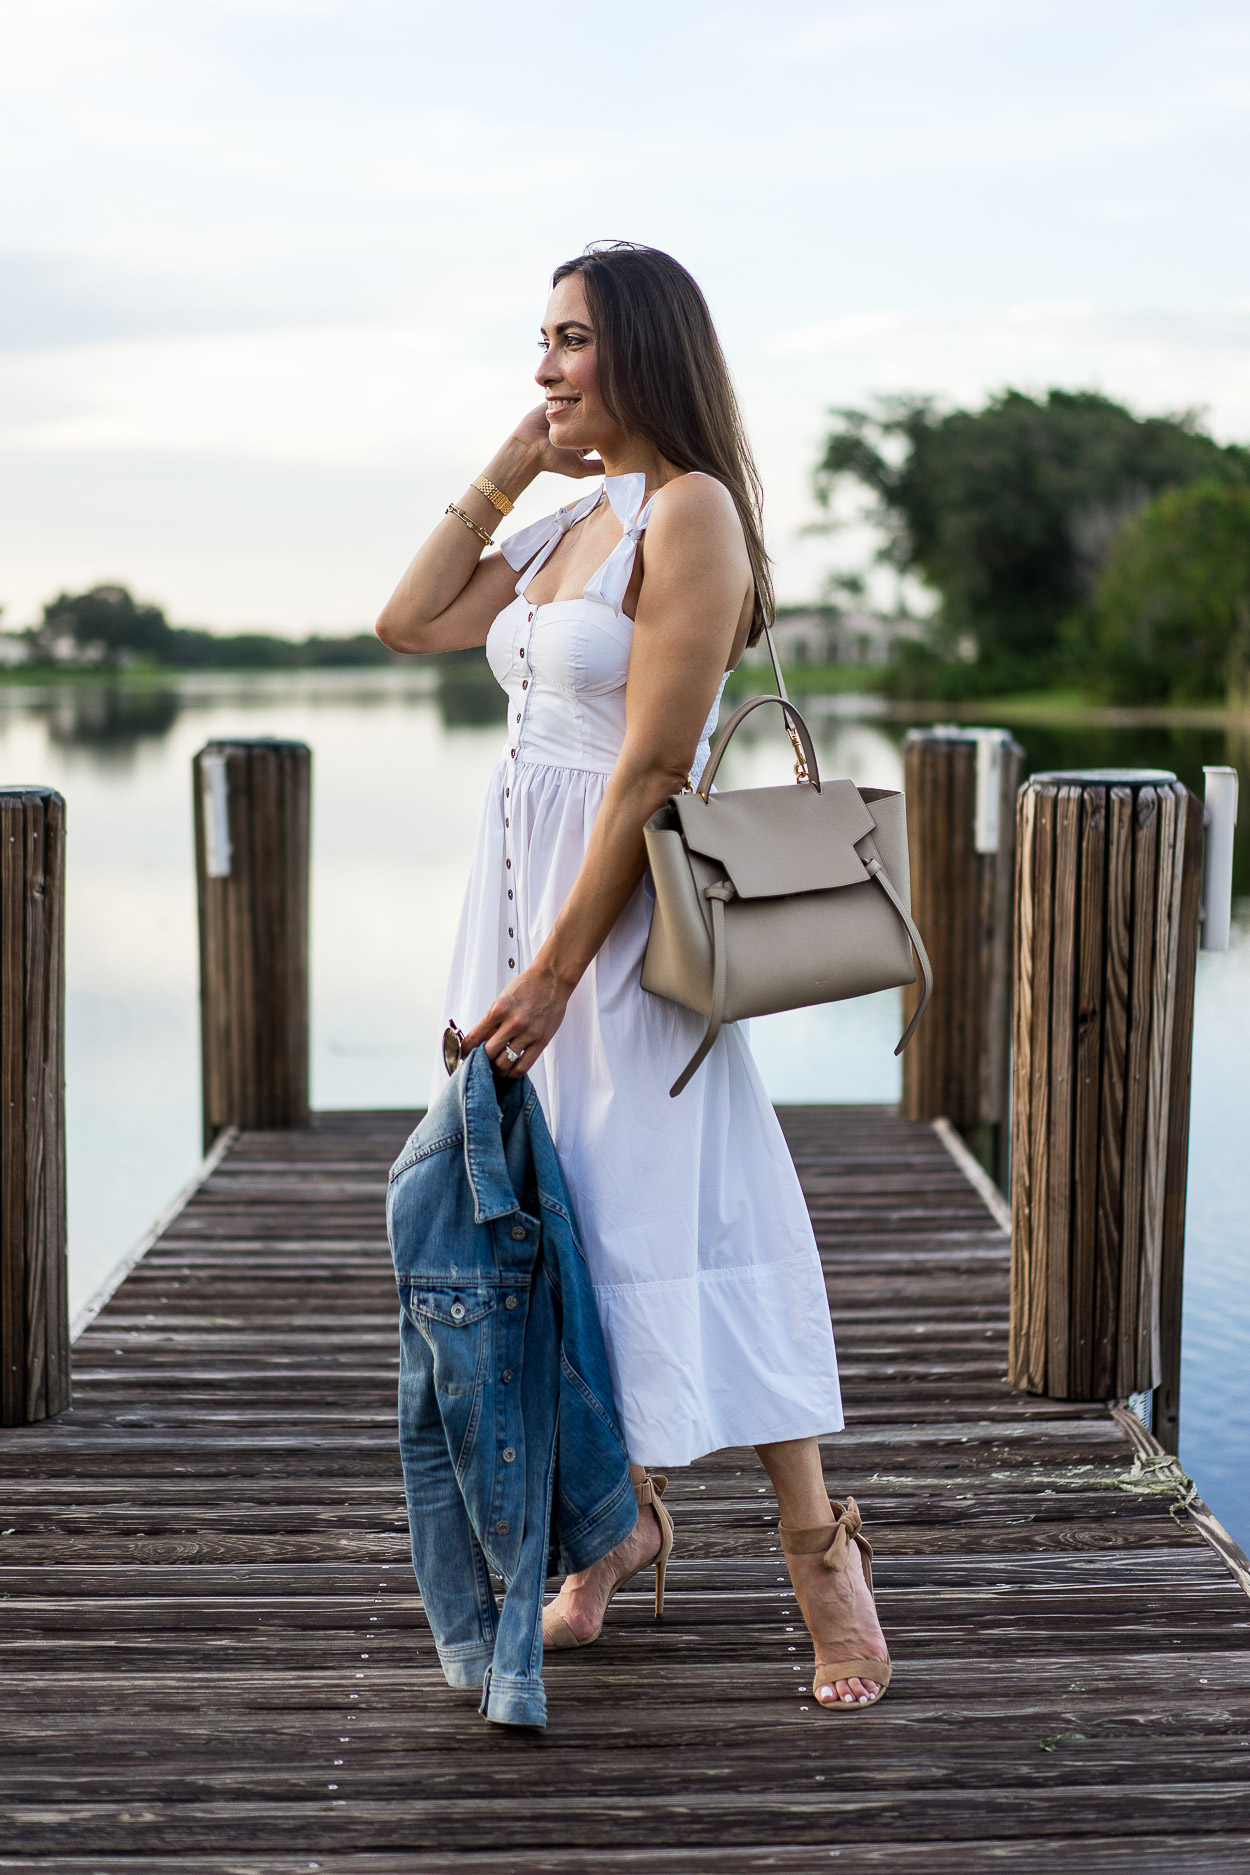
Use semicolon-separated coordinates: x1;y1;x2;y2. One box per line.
772;0;996;58
1;0;1248;627
0;321;536;464
765;300;1250;435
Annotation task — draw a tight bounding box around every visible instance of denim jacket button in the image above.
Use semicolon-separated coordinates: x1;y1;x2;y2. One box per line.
502;1447;516;1463
504;1295;518;1309
495;1520;510;1534
501;1369;513;1383
510;1225;526;1241
450;1303;466;1321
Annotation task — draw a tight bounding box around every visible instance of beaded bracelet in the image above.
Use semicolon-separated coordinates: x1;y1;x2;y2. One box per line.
445;503;495;548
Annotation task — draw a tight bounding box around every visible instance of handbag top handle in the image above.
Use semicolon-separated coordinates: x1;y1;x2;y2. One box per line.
695;619;820;800
696;694;823;800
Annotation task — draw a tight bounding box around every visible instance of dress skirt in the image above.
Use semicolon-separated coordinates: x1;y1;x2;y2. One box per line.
436;749;845;1469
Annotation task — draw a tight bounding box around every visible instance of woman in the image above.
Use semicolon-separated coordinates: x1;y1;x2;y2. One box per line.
377;243;890;1710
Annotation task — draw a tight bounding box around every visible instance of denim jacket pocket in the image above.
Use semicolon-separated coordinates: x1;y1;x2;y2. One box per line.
406;1285;496;1401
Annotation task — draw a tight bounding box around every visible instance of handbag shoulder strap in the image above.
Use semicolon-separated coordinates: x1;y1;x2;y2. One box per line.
860;853;934;1056
762;619;790;704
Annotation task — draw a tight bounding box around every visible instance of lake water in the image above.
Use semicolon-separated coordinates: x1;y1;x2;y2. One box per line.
2;671;1247;1548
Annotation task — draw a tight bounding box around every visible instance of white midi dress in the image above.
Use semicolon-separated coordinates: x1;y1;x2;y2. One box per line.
436;471;844;1467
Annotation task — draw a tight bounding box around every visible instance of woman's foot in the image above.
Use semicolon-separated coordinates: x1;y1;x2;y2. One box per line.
543;1504;662;1644
785;1516;889;1708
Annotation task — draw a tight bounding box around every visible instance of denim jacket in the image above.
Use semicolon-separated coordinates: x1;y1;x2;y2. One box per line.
386;1045;635;1728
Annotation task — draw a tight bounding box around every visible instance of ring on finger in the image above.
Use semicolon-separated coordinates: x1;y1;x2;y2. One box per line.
502;1044;522;1065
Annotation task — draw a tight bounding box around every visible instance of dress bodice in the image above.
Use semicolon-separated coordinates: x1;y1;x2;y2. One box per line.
486;472;727;776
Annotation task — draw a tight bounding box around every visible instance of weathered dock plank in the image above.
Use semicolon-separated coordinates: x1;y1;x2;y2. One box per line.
1;1104;1248;1873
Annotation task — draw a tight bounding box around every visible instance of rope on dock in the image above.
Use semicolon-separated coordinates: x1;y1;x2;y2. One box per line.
1109;1399;1250;1600
1113;1448;1199;1527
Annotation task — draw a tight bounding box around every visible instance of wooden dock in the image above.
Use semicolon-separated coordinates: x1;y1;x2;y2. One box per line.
2;1104;1249;1872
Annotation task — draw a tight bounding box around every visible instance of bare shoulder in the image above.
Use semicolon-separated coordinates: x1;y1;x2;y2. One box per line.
633;473;753;656
643;475;749;600
648;471;742;541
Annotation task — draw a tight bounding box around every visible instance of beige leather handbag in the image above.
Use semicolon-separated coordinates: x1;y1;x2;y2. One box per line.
641;644;933;1097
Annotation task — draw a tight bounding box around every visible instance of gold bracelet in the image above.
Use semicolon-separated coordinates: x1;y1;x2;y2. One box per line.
472;474;514;516
445;503;495;549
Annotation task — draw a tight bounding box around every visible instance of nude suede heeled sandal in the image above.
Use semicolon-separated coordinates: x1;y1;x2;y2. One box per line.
543;1473;675;1650
780;1496;892;1711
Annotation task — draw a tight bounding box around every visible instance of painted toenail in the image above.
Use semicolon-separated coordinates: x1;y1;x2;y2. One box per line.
842;1693;854;1703
816;1684;833;1700
858;1694;869;1703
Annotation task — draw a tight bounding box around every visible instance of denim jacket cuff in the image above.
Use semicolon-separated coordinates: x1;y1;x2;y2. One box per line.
435;1641;495;1692
480;1665;548;1729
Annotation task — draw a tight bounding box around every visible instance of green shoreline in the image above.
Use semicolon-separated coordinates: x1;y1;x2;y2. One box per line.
880;693;1250;730
3;659;1247;731
727;662;1250;728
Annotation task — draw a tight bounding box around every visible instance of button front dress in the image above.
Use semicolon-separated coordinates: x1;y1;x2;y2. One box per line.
436;472;844;1467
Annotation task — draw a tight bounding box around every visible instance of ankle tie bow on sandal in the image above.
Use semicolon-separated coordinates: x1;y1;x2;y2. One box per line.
542;1473;674;1652
779;1496;891;1711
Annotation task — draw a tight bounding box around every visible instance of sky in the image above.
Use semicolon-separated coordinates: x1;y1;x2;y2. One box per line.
3;0;1249;632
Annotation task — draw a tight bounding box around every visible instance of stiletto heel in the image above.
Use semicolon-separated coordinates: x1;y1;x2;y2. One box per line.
543;1472;675;1649
780;1497;891;1712
638;1473;673;1618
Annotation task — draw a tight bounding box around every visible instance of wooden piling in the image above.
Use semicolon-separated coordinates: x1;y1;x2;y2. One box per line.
1156;791;1206;1453
902;728;1024;1184
194;740;311;1149
1009;769;1204;1407
0;785;69;1425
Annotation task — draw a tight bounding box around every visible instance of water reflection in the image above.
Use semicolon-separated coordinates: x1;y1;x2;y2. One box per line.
0;671;1246;1550
9;664;1247;903
435;660;508;728
45;684;181;758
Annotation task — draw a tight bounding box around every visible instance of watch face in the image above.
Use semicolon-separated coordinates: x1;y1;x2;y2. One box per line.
442;1022;464;1078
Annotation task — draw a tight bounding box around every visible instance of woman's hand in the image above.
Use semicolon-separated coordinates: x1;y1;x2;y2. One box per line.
375;409;602;656
459;959;575;1079
509;403;604;482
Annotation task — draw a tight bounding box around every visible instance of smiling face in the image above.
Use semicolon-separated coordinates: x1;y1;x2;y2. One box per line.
534;272;627;458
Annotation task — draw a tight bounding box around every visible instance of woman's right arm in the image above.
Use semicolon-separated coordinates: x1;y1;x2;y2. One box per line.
375;410;600;655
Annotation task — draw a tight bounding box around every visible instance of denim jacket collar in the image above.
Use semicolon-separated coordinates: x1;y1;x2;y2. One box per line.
460;1047;522;1225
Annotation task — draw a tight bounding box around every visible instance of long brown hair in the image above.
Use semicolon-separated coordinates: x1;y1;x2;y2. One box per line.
552;242;773;642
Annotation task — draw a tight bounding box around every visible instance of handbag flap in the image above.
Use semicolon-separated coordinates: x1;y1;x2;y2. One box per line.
673;778;877;898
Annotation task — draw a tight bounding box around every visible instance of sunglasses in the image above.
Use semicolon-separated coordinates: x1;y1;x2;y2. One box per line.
442;1021;465;1078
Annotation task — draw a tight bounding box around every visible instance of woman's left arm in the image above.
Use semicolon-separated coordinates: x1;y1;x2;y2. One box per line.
460;474;753;1074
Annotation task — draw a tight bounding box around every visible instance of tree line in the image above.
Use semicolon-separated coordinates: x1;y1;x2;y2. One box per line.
814;388;1250;708
10;390;1249;709
7;586;400;671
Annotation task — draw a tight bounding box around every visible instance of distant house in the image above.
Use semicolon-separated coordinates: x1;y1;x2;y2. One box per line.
743;605;921;668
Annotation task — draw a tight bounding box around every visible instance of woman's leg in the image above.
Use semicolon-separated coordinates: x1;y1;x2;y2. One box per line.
542;1462;662;1642
755;1435;887;1707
